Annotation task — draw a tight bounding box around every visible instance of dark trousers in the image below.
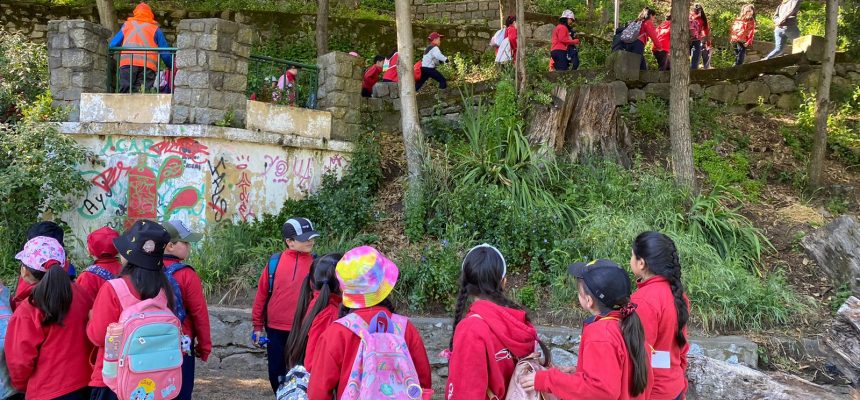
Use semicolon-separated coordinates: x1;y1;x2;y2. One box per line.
566;46;580;70
653;50;669;71
89;387;118;400
52;388;90;400
734;42;748;66
361;87;372;97
690;40;703;70
625;40;648;71
550;49;569;71
119;65;157;93
266;327;290;393
416;67;447;91
175;354;196;400
702;46;711;69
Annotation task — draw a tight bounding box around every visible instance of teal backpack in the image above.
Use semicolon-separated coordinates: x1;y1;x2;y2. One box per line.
0;285;20;399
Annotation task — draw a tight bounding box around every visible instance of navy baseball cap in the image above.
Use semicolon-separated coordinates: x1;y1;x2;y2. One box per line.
282;217;320;242
568;259;632;310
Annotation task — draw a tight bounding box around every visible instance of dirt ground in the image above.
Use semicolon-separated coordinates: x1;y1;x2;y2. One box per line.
195;366;271;400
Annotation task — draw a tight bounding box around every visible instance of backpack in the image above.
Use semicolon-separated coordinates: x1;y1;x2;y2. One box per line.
0;286;19;399
103;279;183;400
502;353;559;400
490;28;506;47
414;61;422;81
275;365;310;400
85;265;118;281
620;20;643;44
165;263;189;323
336;311;425;400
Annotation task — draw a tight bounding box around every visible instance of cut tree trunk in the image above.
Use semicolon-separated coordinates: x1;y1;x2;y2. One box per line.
95;0;116;32
669;0;696;191
809;0;839;187
824;296;860;387
316;0;329;56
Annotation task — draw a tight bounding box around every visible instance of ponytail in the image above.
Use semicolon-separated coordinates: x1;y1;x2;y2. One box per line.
633;231;689;347
28;261;72;325
620;308;649;396
121;262;175;312
285;253;343;370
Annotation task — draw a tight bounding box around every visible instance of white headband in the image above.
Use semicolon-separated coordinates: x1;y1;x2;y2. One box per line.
462;243;507;278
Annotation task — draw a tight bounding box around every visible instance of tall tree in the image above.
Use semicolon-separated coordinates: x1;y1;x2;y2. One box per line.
316;0;329;56
95;0;116;32
515;0;526;94
668;0;696;191
394;0;425;186
809;0;839;187
500;0;516;26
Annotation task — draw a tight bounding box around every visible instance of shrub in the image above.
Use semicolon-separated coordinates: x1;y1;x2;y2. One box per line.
395;242;461;311
0;29;49;121
624;96;669;135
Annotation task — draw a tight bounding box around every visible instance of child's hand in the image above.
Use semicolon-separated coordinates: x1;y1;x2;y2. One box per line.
572;38;581;46
519;372;536;391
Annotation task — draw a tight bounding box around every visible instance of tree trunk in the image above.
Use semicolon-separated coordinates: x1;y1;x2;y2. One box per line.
515;0;526;95
394;0;425;185
316;0;329;56
500;0;516;27
95;0;116;32
809;0;839;188
668;0;696;191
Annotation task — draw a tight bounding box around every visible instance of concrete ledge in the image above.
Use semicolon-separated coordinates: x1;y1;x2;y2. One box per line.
79;93;172;124
245;100;332;140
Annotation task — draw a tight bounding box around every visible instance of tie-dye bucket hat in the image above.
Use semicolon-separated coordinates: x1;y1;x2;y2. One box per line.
336;246;399;309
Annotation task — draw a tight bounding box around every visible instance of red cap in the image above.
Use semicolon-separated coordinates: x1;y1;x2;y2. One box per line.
428;32;444;41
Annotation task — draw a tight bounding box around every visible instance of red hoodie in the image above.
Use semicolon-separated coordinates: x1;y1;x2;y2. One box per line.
445;300;539;399
638;19;663;51
383;53;399;82
730;18;756;47
551;24;579;52
86;276;142;387
164;256;212;361
535;311;653;400
6;285;94;400
505;25;519;61
307;306;432;399
303;292;342;372
363;64;383;92
77;226;123;300
655;21;671;53
252;249;314;331
631;276;690;400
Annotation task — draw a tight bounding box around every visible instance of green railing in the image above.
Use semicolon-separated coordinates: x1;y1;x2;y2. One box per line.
108;46;177;93
247;55;319;109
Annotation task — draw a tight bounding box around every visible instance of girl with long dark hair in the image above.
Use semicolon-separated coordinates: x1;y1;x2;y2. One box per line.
690;4;711;69
628;7;663;71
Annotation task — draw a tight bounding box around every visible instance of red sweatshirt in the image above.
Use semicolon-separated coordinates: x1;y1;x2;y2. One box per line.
446;300;539;399
693;15;711;47
6;285;94;400
535;312;653;400
383;52;399;82
86;276;142;387
307;306;432;399
638;19;662;51
77;258;122;300
506;25;519;61
730;18;756;47
164;256;212;361
303;292;342;372
252;249;314;332
631;276;690;400
363;64;383;92
655;21;671;53
551;24;578;52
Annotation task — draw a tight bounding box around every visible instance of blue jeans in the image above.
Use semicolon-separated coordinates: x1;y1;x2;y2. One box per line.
765;25;801;59
734;42;748;66
89;387;117;400
551;49;570;71
265;327;290;394
690;40;702;70
175;354;196;400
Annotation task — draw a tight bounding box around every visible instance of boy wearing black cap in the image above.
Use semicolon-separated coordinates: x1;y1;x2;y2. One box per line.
252;217;319;393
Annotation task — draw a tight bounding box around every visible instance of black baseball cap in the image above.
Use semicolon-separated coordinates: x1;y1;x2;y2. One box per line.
568;259;632;310
282;217;320;242
113;220;171;271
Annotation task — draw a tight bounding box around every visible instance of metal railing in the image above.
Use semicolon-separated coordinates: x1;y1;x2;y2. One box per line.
247;55;319;109
108;46;177;94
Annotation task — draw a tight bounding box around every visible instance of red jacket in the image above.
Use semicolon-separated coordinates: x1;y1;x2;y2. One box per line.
252;249;314;331
6;285;94;400
383;53;399;82
631;276;690;400
76;258;122;300
78;226;123;299
730;18;756;47
692;15;711;46
506;25;519;61
638;19;663;51
307;306;432;399
303;292;342;372
164;256;212;361
535;312;653;400
86;276;141;387
655;21;671;53
445;300;539;399
551;24;579;52
363;64;383;92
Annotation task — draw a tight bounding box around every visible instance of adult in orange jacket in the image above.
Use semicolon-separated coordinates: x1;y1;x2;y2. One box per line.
108;3;173;93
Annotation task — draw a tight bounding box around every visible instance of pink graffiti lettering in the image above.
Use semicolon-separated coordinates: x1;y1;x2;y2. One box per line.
292;158;314;191
237;172;254;221
149;138;210;164
264;155;290;183
235;155;251;170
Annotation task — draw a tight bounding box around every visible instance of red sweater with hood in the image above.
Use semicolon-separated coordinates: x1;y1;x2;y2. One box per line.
252;249;314;332
631;276;690;399
638;19;663;51
306;306;432;399
77;227;123;300
303;292;342;372
164;256;212;361
6;285;94;400
445;300;539;399
655;21;671;53
551;24;579;52
535;311;653;400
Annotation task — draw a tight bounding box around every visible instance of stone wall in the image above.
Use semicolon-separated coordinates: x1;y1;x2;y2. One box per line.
47;20;111;122
412;0;499;24
317;52;365;140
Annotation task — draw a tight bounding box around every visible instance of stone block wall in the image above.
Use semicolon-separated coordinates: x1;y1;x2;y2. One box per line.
412;0;499;24
172;18;252;126
46;19;110;122
317;51;364;140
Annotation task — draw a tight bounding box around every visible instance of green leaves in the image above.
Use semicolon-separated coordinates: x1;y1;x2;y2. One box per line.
0;29;48;122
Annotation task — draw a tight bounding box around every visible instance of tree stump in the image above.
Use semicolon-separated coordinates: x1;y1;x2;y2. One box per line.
825;296;860;387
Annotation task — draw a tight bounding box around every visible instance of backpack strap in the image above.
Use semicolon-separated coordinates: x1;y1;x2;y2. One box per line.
84;265;117;281
266;253;281;296
336;313;371;340
165;262;188;323
108;278;137;310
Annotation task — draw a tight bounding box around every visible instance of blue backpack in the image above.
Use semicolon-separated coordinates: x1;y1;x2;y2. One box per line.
0;286;19;399
83;265;118;281
165;263;190;323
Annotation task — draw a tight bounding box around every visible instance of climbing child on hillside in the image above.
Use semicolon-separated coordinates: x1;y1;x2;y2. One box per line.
87;220;180;400
6;236;94;400
730;4;757;66
630;232;690;400
12;221;77;310
445;244;550;399
551;10;580;71
416;32;449;91
362;56;385;97
162;220;212;400
519;259;653;400
252;217;319;393
307;246;433;399
77;226;122;299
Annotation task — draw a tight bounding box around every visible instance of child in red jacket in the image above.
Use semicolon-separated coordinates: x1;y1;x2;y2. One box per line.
6;236;93;400
520;260;653;400
445;244;549;399
77;226;122;299
283;253;344;373
307;246;433;399
252;217;319;393
12;222;77;310
162;220;211;400
654;15;671;71
730;4;756;66
630;232;690;400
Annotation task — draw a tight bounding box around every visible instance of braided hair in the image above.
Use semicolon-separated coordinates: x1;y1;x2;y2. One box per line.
285;253;343;369
633;231;689;347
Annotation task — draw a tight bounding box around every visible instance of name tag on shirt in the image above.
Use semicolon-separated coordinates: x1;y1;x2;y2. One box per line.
652;350;671;369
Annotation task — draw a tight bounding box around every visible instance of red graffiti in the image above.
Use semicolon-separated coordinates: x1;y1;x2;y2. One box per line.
92;162;130;192
167;188;200;215
237;172;254;221
157;157;185;185
149;138;210;164
125;159;158;229
235;155;251;170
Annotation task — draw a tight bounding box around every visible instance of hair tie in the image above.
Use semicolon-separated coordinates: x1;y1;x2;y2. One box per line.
462;244;507;278
620;302;638;318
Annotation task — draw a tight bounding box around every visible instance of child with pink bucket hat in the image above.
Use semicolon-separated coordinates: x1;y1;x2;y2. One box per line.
307;246;433;400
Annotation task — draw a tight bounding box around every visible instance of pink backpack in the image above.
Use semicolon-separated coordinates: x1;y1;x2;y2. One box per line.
336;312;431;400
102;279;183;400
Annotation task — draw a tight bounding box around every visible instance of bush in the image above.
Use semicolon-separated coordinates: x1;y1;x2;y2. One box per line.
395;242;461;311
0;29;49;121
624;96;669;135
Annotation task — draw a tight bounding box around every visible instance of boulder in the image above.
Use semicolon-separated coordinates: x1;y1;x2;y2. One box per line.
760;74;796;94
832;76;853;94
689;84;703;99
776;93;803;110
792;35;828;63
644;83;670;100
801;216;860;295
533;24;555;41
219;353;266;371
607;50;641;82
628;88;647;102
704;83;739;104
608;80;628;106
550;347;578;367
796;69;821;89
737;81;771;105
824;296;860;386
209;316;231;347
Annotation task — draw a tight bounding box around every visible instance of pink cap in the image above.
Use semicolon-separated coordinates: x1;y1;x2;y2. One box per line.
16;236;65;272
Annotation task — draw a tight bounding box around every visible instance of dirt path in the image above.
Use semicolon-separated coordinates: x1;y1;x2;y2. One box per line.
195;366;271;400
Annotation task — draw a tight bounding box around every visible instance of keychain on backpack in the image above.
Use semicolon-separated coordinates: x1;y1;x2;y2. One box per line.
181;335;192;355
252;331;269;348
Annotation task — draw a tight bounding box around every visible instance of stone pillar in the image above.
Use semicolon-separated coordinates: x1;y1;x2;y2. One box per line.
47;20;111;122
172;18;252;126
317;51;364;140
